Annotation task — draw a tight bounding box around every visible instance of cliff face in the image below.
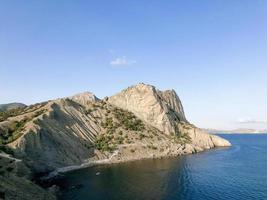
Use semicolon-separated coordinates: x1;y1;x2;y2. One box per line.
108;83;230;150
0;83;230;175
69;91;99;105
108;83;187;135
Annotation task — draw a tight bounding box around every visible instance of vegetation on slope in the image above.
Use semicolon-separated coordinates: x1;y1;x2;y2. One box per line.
89;101;193;153
0;119;28;145
0;108;47;145
0;102;47;122
173;122;192;144
0;108;25;122
112;107;145;131
90;101;147;152
0;155;56;200
0;103;26;112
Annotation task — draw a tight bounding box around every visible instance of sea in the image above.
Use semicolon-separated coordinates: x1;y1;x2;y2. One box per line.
57;134;267;200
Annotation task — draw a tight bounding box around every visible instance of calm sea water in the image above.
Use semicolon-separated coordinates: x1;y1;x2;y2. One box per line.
58;134;267;200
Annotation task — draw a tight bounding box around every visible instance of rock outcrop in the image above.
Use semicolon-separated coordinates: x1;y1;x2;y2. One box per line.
108;83;230;151
69;91;99;105
108;83;187;135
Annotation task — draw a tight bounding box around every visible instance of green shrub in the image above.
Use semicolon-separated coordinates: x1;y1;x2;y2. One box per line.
147;144;157;150
0;146;14;155
126;139;132;144
0;108;25;122
0;118;28;144
116;136;124;144
85;109;93;115
94;135;117;152
112;108;145;131
6;167;13;172
139;133;145;140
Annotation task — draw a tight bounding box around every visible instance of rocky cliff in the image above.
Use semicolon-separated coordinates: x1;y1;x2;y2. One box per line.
0;83;230;199
108;83;230;150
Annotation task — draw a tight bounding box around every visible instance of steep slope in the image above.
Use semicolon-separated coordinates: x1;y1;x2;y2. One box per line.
0;153;56;200
0;95;183;173
0;97;108;172
108;83;230;150
107;83;187;135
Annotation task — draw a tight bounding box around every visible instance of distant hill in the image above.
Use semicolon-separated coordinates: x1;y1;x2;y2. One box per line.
203;128;267;134
0;103;26;112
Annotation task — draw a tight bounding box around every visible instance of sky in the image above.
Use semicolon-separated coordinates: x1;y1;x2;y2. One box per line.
1;0;267;130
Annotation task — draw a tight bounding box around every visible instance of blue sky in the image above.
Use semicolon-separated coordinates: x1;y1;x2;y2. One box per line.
1;0;267;130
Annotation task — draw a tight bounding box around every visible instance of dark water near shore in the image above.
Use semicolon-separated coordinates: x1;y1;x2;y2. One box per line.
58;134;267;200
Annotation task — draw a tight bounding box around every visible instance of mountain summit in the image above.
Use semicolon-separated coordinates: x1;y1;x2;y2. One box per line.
108;83;188;135
108;83;230;148
69;91;99;105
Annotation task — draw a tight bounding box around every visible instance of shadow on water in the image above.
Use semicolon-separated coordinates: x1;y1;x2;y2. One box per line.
57;134;267;200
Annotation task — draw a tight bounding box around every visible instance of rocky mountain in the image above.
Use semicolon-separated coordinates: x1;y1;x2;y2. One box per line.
108;83;230;149
0;83;230;199
0;103;26;112
108;83;187;135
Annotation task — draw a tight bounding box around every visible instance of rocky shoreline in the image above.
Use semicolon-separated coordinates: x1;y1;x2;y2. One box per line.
47;142;231;180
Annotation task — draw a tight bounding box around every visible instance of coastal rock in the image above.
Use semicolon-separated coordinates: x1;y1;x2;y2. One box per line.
108;83;231;150
0;83;230;175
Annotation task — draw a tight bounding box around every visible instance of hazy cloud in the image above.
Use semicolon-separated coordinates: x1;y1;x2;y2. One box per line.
110;56;136;66
237;117;267;124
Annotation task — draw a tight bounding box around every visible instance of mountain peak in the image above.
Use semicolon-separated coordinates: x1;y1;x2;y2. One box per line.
123;83;155;92
108;84;187;135
69;91;99;105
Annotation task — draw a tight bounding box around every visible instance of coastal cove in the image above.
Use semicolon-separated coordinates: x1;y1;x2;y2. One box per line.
56;134;267;200
0;84;230;199
2;2;267;199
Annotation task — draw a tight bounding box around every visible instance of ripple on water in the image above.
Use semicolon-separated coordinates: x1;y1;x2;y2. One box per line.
58;135;267;200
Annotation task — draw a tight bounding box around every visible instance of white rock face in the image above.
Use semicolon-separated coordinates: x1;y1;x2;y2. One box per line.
108;83;231;149
186;127;231;150
69;92;99;105
108;83;186;135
